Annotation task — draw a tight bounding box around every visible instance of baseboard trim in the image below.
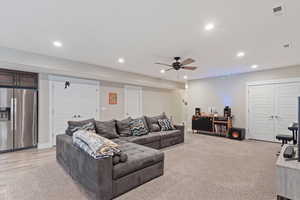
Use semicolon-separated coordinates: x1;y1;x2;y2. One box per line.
38;142;52;149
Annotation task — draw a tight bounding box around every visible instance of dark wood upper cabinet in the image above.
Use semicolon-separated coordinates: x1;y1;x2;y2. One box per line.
0;69;38;88
0;70;16;87
17;72;38;88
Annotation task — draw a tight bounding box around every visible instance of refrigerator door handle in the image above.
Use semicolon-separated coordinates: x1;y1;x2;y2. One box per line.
13;98;17;131
10;98;14;131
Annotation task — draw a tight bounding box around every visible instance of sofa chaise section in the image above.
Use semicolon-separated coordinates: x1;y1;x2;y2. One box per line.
56;134;164;200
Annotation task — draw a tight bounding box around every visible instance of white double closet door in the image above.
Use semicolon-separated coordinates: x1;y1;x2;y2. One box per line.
248;81;300;142
50;76;100;145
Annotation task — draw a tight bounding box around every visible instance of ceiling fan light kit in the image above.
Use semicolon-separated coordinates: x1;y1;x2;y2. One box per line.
155;57;198;76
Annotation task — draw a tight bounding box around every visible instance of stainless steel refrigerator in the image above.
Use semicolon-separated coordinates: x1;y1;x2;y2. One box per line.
0;88;37;152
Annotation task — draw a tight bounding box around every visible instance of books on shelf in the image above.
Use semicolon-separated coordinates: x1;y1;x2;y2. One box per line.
214;124;228;134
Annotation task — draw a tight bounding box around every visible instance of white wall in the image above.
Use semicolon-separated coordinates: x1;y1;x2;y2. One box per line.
38;74;184;147
187;65;300;129
0;47;184;148
38;74;50;147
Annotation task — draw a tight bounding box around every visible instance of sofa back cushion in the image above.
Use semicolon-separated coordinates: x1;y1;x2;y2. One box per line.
129;117;149;136
145;113;167;132
95;120;119;139
158;118;175;131
66;118;96;136
116;117;132;137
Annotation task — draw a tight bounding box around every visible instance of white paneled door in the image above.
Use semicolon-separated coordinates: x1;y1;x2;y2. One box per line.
248;84;275;141
50;76;100;145
124;86;142;118
275;83;300;136
248;81;300;142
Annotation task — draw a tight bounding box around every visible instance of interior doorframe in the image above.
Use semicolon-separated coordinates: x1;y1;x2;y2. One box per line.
124;85;143;118
246;77;300;141
49;75;100;146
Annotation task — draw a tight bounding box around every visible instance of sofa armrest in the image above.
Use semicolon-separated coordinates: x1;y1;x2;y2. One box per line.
174;124;185;142
56;134;113;200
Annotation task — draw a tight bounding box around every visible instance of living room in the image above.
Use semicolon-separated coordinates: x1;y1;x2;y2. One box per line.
0;1;300;200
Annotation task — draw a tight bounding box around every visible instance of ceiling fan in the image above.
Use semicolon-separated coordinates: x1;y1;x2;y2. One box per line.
155;57;197;72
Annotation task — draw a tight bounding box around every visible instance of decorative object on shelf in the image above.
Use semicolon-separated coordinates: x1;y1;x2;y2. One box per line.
208;107;217;115
228;128;245;140
195;108;201;116
109;92;117;105
224;106;232;118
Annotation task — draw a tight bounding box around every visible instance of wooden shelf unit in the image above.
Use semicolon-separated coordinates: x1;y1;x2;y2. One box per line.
212;117;233;136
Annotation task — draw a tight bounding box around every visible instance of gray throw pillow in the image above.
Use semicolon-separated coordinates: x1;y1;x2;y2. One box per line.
151;124;161;132
66;118;96;136
95;120;119;139
116;117;132;137
145;113;167;132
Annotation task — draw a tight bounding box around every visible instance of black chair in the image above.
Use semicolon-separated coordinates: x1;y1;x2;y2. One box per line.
276;135;294;146
288;125;298;145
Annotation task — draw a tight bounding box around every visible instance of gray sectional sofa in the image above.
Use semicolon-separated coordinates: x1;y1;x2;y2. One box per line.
56;115;184;200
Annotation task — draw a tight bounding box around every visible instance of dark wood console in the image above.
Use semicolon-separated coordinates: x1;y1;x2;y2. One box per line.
192;115;232;137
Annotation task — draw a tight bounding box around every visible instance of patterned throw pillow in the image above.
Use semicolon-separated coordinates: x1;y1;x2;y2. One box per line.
73;130;120;159
129;118;149;136
158;119;175;131
66;118;96;136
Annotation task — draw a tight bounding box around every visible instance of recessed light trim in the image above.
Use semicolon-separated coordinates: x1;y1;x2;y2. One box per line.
160;69;165;74
185;83;189;89
205;23;215;31
251;65;258;69
236;51;245;58
53;41;62;47
118;57;125;64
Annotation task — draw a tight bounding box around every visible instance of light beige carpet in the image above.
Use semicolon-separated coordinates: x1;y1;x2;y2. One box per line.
0;133;279;200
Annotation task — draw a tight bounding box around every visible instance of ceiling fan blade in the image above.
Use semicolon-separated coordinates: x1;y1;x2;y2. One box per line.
182;66;197;71
166;67;174;71
181;58;195;66
155;62;172;67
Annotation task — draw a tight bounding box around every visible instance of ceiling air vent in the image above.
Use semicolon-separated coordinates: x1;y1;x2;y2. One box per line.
273;5;284;16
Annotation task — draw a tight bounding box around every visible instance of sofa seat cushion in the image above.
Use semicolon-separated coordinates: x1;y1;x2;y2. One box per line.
123;133;160;145
159;130;181;139
113;142;164;180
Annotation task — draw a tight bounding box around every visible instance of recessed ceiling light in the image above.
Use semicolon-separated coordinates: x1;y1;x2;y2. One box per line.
183;75;188;79
160;69;165;74
236;51;245;58
251;65;258;69
118;57;125;64
53;41;62;47
205;23;215;31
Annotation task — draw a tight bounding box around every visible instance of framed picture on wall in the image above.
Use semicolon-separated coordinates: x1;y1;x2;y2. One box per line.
109;92;117;104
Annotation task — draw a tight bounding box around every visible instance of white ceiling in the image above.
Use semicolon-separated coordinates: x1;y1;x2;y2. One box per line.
0;0;299;82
